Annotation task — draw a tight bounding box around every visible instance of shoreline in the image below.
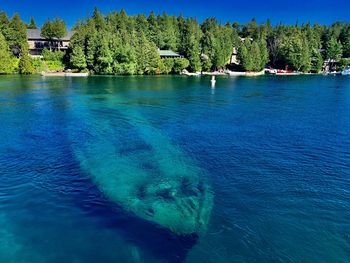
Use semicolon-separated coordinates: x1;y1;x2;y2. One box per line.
0;71;343;78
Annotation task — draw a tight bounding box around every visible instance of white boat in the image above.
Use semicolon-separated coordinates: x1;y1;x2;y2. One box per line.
341;68;350;75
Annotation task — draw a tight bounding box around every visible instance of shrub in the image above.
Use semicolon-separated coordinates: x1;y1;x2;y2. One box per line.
161;58;175;74
45;60;64;71
338;58;350;71
31;58;46;73
173;58;190;74
42;48;65;62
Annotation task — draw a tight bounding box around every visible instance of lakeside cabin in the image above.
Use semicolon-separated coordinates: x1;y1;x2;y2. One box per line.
26;29;74;57
26;29;183;60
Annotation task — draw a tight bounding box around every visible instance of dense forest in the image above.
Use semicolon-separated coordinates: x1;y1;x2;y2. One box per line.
0;9;350;75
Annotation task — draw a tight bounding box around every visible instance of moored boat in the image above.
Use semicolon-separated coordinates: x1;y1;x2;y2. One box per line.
341;67;350;75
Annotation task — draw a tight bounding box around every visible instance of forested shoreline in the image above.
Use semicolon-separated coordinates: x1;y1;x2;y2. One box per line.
0;8;350;75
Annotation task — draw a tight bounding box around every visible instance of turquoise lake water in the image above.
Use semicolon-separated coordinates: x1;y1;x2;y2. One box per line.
0;75;349;262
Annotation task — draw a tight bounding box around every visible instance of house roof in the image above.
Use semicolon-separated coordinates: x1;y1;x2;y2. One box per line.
26;29;74;41
159;50;182;57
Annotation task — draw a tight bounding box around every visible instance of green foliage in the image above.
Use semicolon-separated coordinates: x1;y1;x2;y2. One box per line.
41;18;67;40
338;58;350;71
201;21;236;70
135;32;161;74
310;48;323;73
4;13;28;56
19;47;34;74
94;36;113;74
0;32;15;74
159;57;189;74
238;38;268;71
325;37;343;61
27;17;37;29
181;19;202;72
45;60;64;71
42;49;64;61
173;58;190;73
238;39;253;71
41;49;65;71
31;58;46;73
0;10;350;75
64;10;350;74
275;31;311;72
161;58;175;74
70;46;87;70
259;38;269;69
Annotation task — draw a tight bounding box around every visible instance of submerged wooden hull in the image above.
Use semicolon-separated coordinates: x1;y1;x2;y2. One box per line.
69;96;213;235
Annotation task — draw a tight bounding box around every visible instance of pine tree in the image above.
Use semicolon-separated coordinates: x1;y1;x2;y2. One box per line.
259;38;269;69
27;17;37;29
95;36;113;74
182;19;201;72
9;13;27;55
19;46;34;74
0;32;14;74
70;46;87;70
326;37;343;69
238;39;253;71
41;18;67;50
92;8;106;31
85;20;97;68
136;32;161;74
147;12;160;47
326;37;343;61
250;41;261;71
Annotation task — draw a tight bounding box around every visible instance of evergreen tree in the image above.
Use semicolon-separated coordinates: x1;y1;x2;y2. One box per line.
27;17;37;29
182;19;201;72
311;47;323;72
85;20;98;68
9;13;27;55
158;13;178;50
0;9;349;75
173;57;190;73
92;7;106;31
250;41;262;71
147;12;160;47
41;18;67;50
325;37;343;65
95;36;113;74
19;46;34;74
259;38;269;69
0;32;14;74
238;39;253;71
70;45;87;70
136;32;161;74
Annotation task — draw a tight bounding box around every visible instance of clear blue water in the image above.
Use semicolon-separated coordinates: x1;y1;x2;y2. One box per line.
0;75;349;262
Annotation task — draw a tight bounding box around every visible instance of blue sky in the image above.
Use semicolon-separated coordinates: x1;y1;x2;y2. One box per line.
1;0;349;28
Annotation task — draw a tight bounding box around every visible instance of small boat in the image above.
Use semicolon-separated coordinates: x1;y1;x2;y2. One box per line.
225;70;246;76
265;68;277;74
328;71;341;75
341;68;350;75
275;69;300;75
181;69;201;76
